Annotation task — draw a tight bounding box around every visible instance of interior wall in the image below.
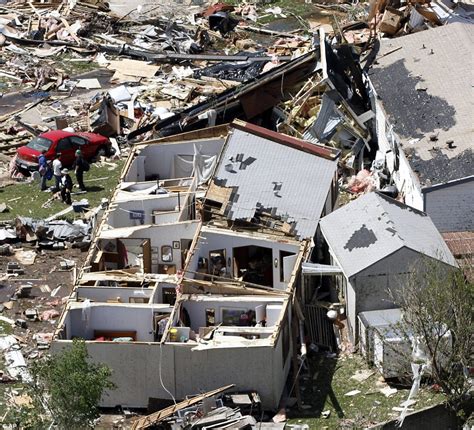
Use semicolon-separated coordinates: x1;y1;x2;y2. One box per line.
107;195;180;228
102;221;200;271
68;305;156;342
76;287;153;303
124;138;224;182
186;230;300;290
181;299;283;332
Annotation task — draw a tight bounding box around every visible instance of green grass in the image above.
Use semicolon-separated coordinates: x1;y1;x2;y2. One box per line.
0;159;124;222
55;53;102;76
0;321;13;336
288;354;445;429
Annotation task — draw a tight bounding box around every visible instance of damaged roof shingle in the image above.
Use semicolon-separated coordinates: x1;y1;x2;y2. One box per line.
210;121;339;239
320;192;457;277
370;22;474;186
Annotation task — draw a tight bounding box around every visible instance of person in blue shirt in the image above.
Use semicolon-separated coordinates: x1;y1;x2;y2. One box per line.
38;150;49;191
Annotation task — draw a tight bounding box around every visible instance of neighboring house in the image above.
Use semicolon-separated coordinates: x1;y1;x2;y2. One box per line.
319;191;457;342
368;22;474;232
52;121;340;409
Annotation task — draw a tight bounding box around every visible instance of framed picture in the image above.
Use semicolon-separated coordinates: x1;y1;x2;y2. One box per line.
161;245;173;262
172;241;180;249
221;308;247;326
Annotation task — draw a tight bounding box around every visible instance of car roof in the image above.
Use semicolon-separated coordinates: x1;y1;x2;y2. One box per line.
40;130;75;140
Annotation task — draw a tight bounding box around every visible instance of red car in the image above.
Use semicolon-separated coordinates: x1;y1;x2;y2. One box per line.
15;130;113;172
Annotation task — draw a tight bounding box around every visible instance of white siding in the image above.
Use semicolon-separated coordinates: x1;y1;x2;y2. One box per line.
349;248;420;341
51;340;288;409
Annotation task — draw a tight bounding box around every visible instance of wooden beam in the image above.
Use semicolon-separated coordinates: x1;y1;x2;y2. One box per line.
131;384;235;429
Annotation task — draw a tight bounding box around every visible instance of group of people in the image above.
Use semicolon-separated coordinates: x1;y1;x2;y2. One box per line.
38;150;89;205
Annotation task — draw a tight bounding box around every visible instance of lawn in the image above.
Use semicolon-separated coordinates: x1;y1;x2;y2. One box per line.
287;353;445;429
0;159;125;222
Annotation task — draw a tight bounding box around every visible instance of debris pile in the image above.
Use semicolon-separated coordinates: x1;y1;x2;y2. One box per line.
367;0;471;38
130;385;275;429
0;0;312;152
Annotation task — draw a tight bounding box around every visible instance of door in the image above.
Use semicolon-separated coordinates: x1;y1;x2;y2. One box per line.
142;239;152;273
56;137;75;166
70;136;88;157
282;254;298;284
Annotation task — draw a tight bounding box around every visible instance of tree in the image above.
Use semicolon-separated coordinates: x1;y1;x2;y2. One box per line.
393;258;473;418
8;339;116;429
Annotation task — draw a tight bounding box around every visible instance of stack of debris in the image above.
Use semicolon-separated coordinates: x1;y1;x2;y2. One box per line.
130;385;280;429
0;0;317;176
367;0;472;38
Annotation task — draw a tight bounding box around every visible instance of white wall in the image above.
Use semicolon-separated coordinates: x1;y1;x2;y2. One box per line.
76;287;153;303
424;178;474;232
67;304;157;342
100;221;200;271
173;344;280;407
107;195;181;228
125;138;224;182
345;279;357;343
51;341;176;408
51;338;290;409
182;297;284;332
349;248;426;341
187;229;300;290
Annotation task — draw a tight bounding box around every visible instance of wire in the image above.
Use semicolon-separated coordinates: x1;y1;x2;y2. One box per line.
159;342;177;405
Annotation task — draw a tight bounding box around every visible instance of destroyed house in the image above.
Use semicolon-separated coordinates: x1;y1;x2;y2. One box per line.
319;191;457;342
52;121;340;409
368;22;474;233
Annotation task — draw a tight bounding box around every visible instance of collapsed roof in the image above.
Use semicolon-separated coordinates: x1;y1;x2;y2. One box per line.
206;120;340;239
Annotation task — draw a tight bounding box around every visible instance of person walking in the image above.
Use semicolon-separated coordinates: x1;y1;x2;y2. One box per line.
52;153;62;192
60;168;73;205
38;150;48;191
73;149;89;192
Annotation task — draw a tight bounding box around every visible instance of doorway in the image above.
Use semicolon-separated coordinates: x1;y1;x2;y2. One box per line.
232;245;273;287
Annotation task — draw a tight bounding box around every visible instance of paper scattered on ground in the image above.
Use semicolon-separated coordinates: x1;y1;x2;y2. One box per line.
15;249;37;265
380;386;398;397
344;389;361;396
350;369;374;382
76;78;102;89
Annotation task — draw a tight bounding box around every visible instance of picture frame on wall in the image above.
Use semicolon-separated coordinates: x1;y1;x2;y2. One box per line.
221;308;247;326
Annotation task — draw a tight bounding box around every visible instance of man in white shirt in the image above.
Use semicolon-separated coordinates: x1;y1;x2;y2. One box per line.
52;153;62;192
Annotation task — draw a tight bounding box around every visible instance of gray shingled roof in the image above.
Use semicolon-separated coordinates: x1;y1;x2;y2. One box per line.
320;192;457;277
369;22;473;186
213;128;338;239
